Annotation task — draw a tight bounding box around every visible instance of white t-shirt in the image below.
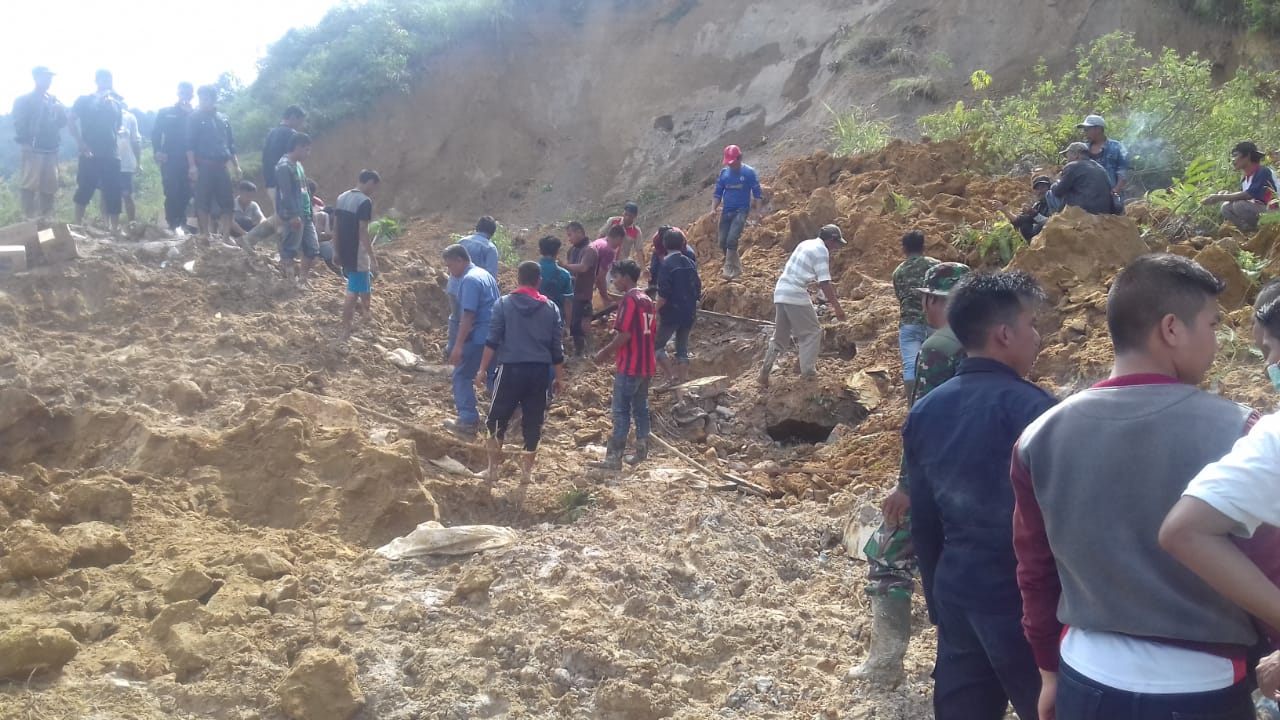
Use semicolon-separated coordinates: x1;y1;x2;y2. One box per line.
1184;411;1280;537
773;238;830;306
117;110;141;173
1060;628;1238;694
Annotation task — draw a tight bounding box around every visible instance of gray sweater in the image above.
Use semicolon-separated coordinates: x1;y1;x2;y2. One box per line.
485;292;564;366
1017;382;1257;647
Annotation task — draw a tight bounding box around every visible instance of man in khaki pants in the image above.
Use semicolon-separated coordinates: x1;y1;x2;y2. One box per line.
759;224;847;388
11;66;66;220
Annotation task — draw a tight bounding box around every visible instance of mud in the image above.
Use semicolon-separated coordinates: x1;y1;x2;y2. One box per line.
3;141;1278;720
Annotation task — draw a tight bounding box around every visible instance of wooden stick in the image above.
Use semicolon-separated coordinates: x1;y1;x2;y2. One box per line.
649;433;781;499
696;308;774;326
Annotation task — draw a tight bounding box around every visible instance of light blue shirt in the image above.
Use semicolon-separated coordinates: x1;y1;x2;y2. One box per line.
448;264;500;348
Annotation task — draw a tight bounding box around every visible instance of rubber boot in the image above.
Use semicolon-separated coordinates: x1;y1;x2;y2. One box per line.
723;248;742;280
847;594;911;687
573;336;586;357
595;438;624;470
905;379;918;408
519;451;536;484
624;438;648;466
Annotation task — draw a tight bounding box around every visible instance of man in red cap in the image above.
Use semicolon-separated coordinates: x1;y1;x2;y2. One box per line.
712;144;763;281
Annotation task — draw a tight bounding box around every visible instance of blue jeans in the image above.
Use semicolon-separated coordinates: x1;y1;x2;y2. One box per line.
932;599;1041;720
1056;662;1253;720
654;319;692;362
718;208;748;252
610;374;651;446
899;324;929;382
450;343;485;425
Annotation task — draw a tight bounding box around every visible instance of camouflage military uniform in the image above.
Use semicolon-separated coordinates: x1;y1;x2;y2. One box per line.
864;264;968;599
892;255;940;383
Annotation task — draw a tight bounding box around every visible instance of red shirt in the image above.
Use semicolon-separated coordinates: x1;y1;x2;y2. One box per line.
614;288;656;377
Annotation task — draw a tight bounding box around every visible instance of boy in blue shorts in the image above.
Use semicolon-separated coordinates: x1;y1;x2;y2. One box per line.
334;170;381;336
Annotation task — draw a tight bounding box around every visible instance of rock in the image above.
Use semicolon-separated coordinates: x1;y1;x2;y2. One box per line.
163;568;215;603
3;520;72;579
272;390;360;430
148;599;212;640
0;627;79;679
572;428;603;446
62;476;132;523
205;575;265;620
453;565;499;600
163;623;213;677
278;650;365;720
241;549;294;580
55;613;119;643
265;575;301;609
1008;207;1147;302
60;522;133;568
1193;243;1251;310
166;379;206;413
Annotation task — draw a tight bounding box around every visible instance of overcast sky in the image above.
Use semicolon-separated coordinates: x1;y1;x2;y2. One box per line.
2;0;348;112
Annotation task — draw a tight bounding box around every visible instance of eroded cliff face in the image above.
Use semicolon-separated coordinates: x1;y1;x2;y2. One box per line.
310;0;1246;227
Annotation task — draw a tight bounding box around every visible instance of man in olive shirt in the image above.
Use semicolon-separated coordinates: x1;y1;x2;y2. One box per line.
11;66;66;221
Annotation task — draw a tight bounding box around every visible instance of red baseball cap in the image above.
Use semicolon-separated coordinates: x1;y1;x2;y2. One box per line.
723;145;742;164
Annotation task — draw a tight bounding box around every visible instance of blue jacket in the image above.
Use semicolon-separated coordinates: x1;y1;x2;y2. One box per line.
904;357;1056;617
714;165;763;213
656;251;701;327
1090;138;1129;188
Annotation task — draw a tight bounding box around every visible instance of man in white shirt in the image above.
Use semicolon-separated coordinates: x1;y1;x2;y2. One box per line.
758;224;846;388
116;107;142;223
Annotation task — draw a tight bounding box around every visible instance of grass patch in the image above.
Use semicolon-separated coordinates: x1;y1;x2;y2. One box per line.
826;105;893;157
847;34;894;65
557;488;596;523
888;76;939;102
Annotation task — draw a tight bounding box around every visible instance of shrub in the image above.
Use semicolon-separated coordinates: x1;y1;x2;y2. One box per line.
847;34;894;65
888;76;939;102
826;105;893;157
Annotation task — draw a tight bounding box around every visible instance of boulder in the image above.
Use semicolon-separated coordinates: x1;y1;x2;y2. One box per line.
148;599;212;640
165;379;206;413
162;568;215;603
0;627;78;678
241;548;294;580
1193;243;1251;310
278;650;365;720
4;520;71;579
453;564;500;600
60;522;133;568
63;476;133;523
1008;207;1147;301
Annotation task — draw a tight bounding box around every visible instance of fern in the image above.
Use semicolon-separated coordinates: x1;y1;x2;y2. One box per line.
369;217;402;245
1147;155;1221;225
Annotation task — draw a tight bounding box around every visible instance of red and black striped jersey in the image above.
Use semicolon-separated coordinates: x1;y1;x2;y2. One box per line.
615;288;656;377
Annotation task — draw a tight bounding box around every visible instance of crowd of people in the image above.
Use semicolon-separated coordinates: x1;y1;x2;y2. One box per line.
17;65;1280;718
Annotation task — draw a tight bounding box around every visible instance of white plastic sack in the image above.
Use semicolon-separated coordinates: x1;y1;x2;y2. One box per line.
385;348;424;370
376;521;517;559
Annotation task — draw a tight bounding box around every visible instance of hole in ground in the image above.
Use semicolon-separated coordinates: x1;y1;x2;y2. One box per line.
766;419;835;445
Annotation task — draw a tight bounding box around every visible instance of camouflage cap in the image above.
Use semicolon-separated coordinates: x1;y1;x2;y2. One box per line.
917;262;971;297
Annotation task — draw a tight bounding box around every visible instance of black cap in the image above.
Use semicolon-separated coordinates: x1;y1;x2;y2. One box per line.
1032;175;1052;187
1233;141;1264;162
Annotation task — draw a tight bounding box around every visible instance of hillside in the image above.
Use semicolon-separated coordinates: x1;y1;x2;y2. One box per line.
303;0;1251;229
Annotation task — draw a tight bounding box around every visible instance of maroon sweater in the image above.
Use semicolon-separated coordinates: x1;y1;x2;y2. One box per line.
1012;374;1279;672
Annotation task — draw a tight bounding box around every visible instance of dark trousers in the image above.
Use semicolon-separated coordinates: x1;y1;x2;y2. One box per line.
932;598;1041;720
161;161;190;229
74;155;122;215
486;362;551;451
1057;662;1254;720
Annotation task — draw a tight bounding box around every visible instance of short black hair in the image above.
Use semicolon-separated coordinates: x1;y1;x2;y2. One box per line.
197;84;218;100
283;105;306;120
610;259;641;282
624;201;639;214
289;133;312;151
476;216;497;236
1257;279;1280;310
947;270;1046;350
518;260;542;287
566;221;585;234
1257;297;1280;343
607;224;626;239
901;230;925;254
443;244;471;263
1233;141;1264;163
663;228;686;251
1107;254;1225;353
238;180;257;193
177;81;194;94
538;235;562;257
358;169;381;185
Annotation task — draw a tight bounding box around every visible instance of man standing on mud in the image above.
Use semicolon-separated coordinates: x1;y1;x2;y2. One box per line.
891;230;939;402
11;66;66;221
69;70;123;231
335;170;381;336
152;82;194;235
274;134;319;283
713;144;763;280
560;221;598;357
908;270;1054;720
444;244;500;438
594;259;656;470
851;262;969;687
187;85;241;238
758;224;846;388
599;202;642;263
255;105;307;238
